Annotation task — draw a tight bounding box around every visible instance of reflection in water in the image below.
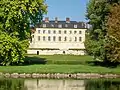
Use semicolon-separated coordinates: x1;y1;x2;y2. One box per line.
24;80;85;90
0;79;120;90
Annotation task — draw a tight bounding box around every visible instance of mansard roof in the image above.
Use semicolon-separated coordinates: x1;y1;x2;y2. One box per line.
35;17;88;29
36;21;87;29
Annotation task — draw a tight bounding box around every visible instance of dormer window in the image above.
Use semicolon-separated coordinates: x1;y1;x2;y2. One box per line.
65;24;68;28
58;24;62;28
51;24;54;27
74;24;77;28
43;24;46;28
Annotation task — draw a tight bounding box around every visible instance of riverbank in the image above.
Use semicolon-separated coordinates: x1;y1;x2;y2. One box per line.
0;72;120;79
0;64;120;74
0;55;120;79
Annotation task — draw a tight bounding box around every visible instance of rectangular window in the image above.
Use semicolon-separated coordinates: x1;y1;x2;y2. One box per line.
79;37;82;41
43;30;45;34
59;30;61;34
48;30;51;34
74;31;77;34
53;36;56;41
79;31;82;34
69;31;72;34
59;36;61;41
43;36;45;41
48;36;51;41
51;24;54;27
43;24;46;28
64;37;67;41
58;24;62;28
69;37;72;42
74;24;77;28
38;36;40;41
74;37;77;41
32;35;34;38
53;30;56;34
65;24;68;27
38;30;40;33
64;30;67;34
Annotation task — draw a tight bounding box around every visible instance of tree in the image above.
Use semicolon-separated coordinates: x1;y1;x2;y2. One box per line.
105;3;120;63
0;0;47;65
85;0;120;63
85;0;110;61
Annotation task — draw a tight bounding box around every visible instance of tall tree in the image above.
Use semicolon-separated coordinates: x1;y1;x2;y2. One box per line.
105;3;120;63
85;0;120;63
0;0;47;65
85;0;110;61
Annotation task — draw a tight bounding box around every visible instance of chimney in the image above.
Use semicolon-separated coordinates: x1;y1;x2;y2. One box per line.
45;17;49;23
66;17;70;23
55;17;58;23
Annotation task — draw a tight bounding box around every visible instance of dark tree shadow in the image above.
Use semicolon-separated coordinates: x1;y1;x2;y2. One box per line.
22;56;47;65
0;56;47;66
86;60;120;68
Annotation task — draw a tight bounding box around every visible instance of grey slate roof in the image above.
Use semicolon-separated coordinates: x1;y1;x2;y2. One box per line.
36;20;87;29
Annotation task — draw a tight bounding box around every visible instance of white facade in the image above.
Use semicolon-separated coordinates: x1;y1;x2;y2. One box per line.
27;27;86;55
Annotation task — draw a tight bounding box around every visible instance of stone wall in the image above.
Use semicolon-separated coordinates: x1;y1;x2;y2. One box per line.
27;49;85;55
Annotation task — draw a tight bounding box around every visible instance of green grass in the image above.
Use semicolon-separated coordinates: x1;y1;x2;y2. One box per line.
0;55;120;74
25;55;93;65
0;64;120;74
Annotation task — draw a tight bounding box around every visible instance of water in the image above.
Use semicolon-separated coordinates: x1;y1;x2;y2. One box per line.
0;79;120;90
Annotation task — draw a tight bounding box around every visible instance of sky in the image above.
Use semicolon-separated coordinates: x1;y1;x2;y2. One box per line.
44;0;89;22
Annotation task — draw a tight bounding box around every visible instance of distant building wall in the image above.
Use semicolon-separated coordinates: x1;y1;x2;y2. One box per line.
27;18;87;55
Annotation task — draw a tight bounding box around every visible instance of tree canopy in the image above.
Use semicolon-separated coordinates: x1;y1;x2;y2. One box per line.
0;0;47;65
85;0;120;64
105;3;120;63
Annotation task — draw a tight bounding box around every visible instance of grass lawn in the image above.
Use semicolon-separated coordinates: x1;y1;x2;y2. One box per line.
25;55;93;65
0;64;120;74
0;55;120;74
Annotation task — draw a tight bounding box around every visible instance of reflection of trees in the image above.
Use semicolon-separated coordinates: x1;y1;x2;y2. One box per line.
0;79;26;90
85;80;120;90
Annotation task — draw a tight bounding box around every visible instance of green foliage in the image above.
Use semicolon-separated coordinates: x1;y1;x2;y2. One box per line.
85;0;110;61
85;0;120;63
0;33;29;66
0;0;47;65
105;4;120;63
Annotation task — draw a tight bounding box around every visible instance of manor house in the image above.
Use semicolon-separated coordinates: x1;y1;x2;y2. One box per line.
27;17;88;55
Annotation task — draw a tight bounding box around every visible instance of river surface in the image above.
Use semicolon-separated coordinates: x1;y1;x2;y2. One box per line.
0;78;120;90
